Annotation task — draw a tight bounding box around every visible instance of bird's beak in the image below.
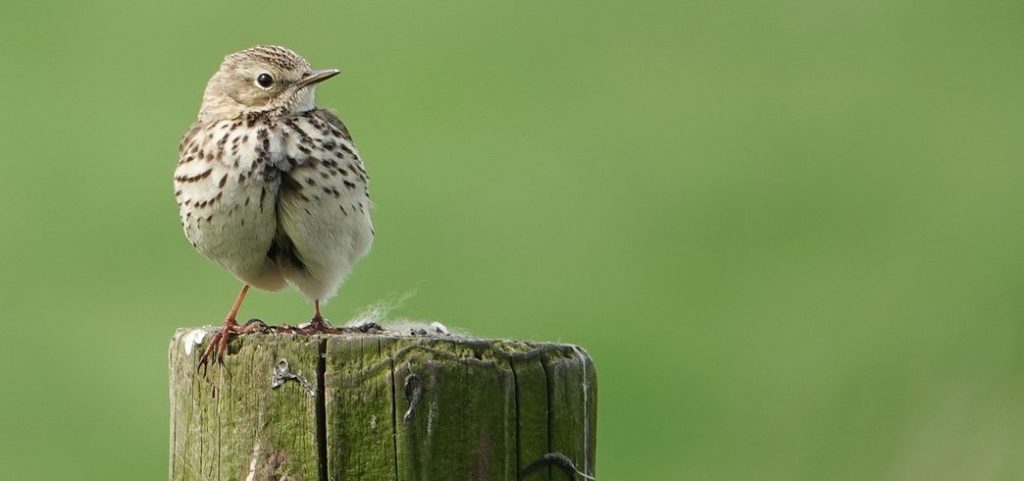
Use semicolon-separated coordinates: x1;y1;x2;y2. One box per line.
297;68;341;88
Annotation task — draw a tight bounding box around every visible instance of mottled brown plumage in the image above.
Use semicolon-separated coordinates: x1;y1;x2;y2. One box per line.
174;46;373;366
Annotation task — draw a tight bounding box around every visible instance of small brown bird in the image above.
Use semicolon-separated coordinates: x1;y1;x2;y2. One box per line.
173;46;373;366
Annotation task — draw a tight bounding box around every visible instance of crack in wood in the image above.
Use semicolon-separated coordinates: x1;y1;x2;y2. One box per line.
387;340;400;481
402;373;423;424
315;339;328;481
542;355;555;481
509;358;524;481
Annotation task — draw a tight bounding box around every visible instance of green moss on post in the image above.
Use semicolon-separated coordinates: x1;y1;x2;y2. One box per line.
169;329;596;481
169;333;323;481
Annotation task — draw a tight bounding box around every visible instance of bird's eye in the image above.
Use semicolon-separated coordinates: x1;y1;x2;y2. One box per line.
256;73;274;89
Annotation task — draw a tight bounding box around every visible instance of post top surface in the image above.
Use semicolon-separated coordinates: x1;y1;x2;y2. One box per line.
171;326;591;361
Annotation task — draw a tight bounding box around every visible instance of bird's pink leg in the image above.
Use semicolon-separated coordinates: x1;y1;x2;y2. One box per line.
297;300;337;333
307;299;329;331
198;285;252;369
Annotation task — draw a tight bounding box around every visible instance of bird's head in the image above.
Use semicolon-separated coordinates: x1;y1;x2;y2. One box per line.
197;45;339;121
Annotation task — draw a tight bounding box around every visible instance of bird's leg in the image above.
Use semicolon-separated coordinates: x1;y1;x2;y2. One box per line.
313;300;324;325
198;285;251;369
302;299;334;333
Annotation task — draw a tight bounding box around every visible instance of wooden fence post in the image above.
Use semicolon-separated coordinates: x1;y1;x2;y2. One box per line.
169;329;597;481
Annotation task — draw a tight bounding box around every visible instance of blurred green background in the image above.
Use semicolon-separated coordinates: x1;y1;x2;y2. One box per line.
1;1;1023;479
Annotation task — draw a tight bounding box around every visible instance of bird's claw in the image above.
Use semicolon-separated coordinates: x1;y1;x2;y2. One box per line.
196;319;268;372
196;328;228;374
298;316;336;334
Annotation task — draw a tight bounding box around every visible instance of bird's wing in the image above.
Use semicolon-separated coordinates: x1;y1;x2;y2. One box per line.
312;108;354;143
174;120;284;290
271;109;373;301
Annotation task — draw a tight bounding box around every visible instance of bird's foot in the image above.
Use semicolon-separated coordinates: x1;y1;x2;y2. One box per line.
197;318;270;371
299;314;338;334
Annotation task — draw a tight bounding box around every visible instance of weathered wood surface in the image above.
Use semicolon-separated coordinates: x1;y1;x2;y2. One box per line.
169;329;596;481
